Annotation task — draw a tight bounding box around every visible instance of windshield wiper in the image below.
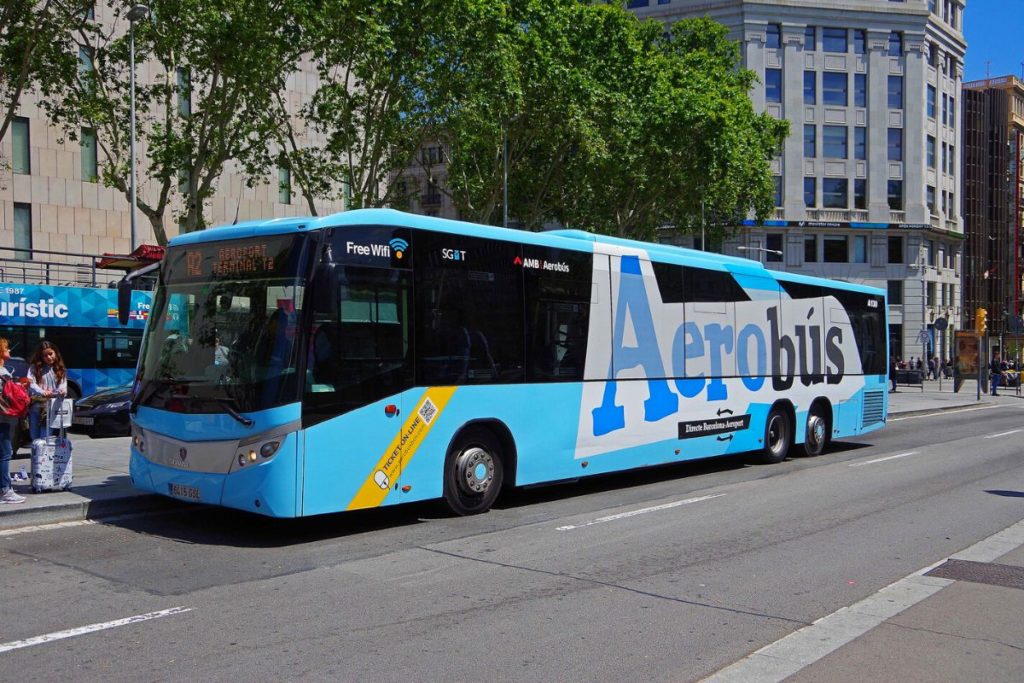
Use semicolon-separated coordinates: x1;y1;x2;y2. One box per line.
213;398;254;428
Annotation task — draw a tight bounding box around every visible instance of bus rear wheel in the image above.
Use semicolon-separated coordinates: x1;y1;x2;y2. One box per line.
800;404;830;457
758;406;791;464
444;427;504;516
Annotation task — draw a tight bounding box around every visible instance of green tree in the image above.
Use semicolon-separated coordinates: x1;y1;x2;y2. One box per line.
278;0;514;214
440;4;787;239
41;0;307;245
1;1;90;171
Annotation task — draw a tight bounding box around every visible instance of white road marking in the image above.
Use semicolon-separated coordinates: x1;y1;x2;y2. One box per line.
701;518;1024;683
0;607;192;654
848;451;918;468
556;494;725;531
0;519;97;538
984;429;1021;439
888;405;999;421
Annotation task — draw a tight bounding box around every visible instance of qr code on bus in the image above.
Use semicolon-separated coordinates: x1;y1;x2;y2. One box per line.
418;398;438;424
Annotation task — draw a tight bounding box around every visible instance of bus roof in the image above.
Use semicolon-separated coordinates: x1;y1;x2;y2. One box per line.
168;208;882;295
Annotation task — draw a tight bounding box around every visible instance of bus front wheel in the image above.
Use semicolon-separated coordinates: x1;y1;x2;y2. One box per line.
444;427;504;516
758;406;791;464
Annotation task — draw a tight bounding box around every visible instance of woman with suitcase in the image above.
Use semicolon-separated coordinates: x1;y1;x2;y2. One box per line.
27;341;68;440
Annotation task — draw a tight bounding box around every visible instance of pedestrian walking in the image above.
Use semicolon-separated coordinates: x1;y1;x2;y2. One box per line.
27;341;68;440
0;337;26;504
990;352;1003;396
889;355;898;393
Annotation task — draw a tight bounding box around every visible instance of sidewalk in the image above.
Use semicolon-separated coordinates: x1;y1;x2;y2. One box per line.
0;379;1005;530
0;435;176;531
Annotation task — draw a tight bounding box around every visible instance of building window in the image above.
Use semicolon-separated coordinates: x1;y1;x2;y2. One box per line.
888;280;904;304
927;135;936;168
766;23;781;49
804;235;818;262
854;127;866;160
773;176;783;207
853;29;867;55
766;234;783;261
822;27;847;53
854;178;866;209
888;31;903;56
11;116;30;174
888;235;904;264
854;73;867;107
824;235;848;262
888;75;903;109
804;124;816;158
942;94;949;125
822;178;848;208
804;71;816;104
947;96;955;129
887;128;903;161
81;128;97;182
804;26;815;51
422;145;443;166
278;166;291;204
927;185;936;212
927;85;936;118
823;125;847;159
854;235;868;263
176;68;191;117
626;1;649;7
888;179;903;210
765;69;782;103
823;72;848;106
804;177;816;207
13;203;32;261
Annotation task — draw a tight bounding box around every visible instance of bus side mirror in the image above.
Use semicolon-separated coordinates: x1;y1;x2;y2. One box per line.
117;279;132;326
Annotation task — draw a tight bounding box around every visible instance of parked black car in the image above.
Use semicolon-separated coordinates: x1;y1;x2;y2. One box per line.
72;384;133;437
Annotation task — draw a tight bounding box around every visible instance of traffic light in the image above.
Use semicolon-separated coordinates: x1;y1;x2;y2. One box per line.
976;307;988;335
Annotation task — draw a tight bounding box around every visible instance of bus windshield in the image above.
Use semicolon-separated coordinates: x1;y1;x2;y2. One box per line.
136;234;314;415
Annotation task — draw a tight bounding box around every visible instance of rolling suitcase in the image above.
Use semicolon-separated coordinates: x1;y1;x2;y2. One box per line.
31;425;73;492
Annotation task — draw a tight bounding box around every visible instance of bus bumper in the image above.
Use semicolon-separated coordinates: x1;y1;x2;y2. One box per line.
130;448;300;518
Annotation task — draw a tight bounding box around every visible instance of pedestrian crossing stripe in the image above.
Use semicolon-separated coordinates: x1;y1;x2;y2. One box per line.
347;387;457;510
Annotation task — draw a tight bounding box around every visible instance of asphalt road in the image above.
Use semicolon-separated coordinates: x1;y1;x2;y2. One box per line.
1;402;1023;682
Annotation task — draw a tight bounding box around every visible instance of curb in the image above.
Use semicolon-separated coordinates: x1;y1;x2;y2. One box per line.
0;493;182;531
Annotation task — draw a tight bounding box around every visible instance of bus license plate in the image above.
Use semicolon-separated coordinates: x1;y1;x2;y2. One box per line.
169;483;201;501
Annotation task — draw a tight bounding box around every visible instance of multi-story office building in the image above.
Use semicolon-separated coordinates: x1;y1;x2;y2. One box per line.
1;3;343;283
630;0;967;363
962;75;1024;340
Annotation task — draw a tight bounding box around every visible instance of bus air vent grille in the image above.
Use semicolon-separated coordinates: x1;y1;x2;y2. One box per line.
862;391;885;427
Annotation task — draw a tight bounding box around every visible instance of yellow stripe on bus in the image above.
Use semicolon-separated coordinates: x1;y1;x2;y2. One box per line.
346;386;457;510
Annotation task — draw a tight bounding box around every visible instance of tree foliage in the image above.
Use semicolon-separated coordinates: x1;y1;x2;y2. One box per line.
1;1;90;169
41;0;307;244
440;5;787;238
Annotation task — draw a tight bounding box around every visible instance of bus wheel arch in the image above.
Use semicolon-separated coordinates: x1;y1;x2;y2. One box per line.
442;421;516;516
757;400;794;464
800;399;832;457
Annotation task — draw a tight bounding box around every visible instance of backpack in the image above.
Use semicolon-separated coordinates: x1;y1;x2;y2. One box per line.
0;377;30;418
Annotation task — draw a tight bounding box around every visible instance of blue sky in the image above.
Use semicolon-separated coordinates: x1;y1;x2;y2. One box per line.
963;0;1023;82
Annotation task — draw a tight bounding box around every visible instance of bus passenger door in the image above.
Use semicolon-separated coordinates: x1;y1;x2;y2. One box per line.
300;264;414;515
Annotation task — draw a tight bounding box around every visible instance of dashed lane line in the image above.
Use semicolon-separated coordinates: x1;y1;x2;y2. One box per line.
0;607;193;654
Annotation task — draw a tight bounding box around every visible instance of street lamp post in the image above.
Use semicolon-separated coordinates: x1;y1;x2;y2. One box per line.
127;4;151;252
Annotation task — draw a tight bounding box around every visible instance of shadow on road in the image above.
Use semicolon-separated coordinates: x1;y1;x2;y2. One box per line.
985;489;1024;498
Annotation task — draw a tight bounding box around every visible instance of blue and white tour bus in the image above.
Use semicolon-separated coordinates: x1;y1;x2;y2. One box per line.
125;209;889;517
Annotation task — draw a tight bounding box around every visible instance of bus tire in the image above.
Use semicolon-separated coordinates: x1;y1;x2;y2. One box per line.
758;406;791;464
444;427;504;516
800;403;830;457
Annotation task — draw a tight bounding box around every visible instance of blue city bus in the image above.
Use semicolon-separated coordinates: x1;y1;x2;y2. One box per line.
127;209;888;517
1;282;152;398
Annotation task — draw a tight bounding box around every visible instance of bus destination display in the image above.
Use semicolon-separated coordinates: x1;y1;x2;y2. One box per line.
167;236;298;283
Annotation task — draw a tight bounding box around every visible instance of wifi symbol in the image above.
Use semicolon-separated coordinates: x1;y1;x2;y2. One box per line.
389;237;409;259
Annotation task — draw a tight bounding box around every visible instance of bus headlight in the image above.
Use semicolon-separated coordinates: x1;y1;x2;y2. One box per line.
260;441;280;458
